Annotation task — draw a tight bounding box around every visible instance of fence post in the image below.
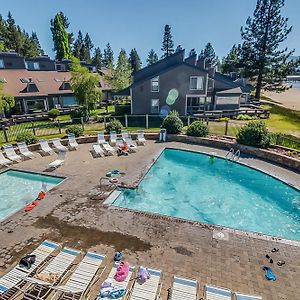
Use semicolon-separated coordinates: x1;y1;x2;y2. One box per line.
80;117;84;131
187;115;191;126
31;122;36;136
104;116;107;130
276;134;280;145
2;126;8;142
125;114;128;128
58;120;62;134
225;120;229;136
146;114;149;129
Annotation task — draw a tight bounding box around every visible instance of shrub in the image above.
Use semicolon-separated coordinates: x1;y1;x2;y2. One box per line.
48;108;60;120
70;108;87;124
16;132;37;144
65;125;83;137
236;114;257;121
161;110;183;134
106;119;123;133
186;121;209;137
236;121;270;148
217;117;229;122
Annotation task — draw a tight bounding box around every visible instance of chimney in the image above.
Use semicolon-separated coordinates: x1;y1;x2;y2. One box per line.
196;56;206;69
184;53;197;66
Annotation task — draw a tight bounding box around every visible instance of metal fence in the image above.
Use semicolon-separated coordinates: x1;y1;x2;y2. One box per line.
1;114;300;151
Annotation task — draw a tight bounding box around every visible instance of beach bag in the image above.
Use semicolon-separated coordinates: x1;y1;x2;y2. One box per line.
19;254;36;269
137;266;150;283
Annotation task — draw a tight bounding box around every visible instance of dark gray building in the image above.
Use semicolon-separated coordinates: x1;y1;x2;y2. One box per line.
118;50;251;116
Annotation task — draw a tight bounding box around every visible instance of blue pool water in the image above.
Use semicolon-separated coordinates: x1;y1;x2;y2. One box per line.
113;149;300;240
0;170;64;221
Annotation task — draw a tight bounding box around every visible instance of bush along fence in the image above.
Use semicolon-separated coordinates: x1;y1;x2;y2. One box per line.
0;114;300;151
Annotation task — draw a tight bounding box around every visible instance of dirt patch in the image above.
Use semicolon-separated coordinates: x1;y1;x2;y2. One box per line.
34;215;152;252
172;246;194;256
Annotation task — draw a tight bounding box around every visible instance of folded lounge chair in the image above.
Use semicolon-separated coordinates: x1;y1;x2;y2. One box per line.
22;247;81;300
110;131;117;146
0;152;12;167
121;130;129;142
2;145;22;162
136;130;146;145
128;268;162;300
97;132;106;145
0;240;59;300
47;151;66;170
169;276;198;300
39;139;54;155
204;285;232;300
92;144;104;157
52;252;106;300
68;134;79;151
125;137;138;153
17;142;35;159
52;138;68;152
234;292;262;300
102;142;116;156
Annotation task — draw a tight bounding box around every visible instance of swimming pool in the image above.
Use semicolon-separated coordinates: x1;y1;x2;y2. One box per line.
0;170;64;221
113;148;300;241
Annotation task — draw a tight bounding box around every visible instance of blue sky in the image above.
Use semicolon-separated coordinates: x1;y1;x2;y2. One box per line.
1;0;299;65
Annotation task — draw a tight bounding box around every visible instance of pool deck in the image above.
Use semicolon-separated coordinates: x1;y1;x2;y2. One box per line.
0;140;299;300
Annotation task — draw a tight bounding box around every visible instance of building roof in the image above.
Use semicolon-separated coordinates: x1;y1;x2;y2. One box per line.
216;87;243;95
0;69;72;97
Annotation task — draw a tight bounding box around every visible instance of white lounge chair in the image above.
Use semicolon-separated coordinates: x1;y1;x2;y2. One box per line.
102;142;116;156
97;132;106;145
121;130;129;142
0;152;12;167
68;134;79;150
110;131;117;146
47;151;66;170
52;138;68;152
39;139;54;155
17;142;35;159
92;144;104;157
3;144;22;162
116;137;125;148
0;240;59;299
170;276;198;300
137;130;146;145
23;247;81;300
53;252;106;300
128;268;162;300
234;292;262;300
125;137;138;153
205;285;232;300
104;262;135;299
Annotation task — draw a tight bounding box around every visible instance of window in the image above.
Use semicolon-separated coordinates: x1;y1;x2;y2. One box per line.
208;78;214;90
151;99;159;114
206;97;212;104
190;76;203;90
0;59;4;68
33;62;40;70
151;77;159;92
25;61;40;70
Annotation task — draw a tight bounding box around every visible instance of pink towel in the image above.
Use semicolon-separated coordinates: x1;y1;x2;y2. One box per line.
114;262;130;282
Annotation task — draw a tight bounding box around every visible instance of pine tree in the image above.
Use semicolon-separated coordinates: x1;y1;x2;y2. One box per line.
51;13;71;60
103;43;114;68
146;49;158;66
221;44;242;74
31;32;44;56
51;12;73;49
201;42;218;66
82;33;93;62
128;48;142;73
161;24;174;58
92;47;103;69
189;49;196;56
241;0;299;97
107;49;132;91
175;45;183;52
6;12;23;53
72;31;83;59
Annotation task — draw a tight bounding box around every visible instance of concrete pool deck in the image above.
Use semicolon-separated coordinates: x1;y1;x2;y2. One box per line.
0;140;299;300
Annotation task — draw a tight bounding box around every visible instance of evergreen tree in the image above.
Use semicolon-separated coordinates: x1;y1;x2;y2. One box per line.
92;47;103;69
128;48;141;73
221;44;242;74
51;12;73;48
72;31;83;59
189;48;196;56
107;49;132;91
51;13;71;60
103;43;114;68
241;0;299;97
161;24;174;58
82;33;93;62
201;42;218;66
146;49;158;66
175;45;183;52
6;12;23;54
31;32;44;56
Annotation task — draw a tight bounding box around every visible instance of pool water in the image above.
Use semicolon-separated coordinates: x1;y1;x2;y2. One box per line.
0;170;64;221
113;149;300;240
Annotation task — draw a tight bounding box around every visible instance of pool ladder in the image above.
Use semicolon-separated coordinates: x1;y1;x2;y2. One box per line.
225;148;241;161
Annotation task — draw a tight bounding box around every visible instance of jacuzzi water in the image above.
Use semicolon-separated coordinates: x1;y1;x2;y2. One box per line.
0;170;64;221
113;148;300;240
